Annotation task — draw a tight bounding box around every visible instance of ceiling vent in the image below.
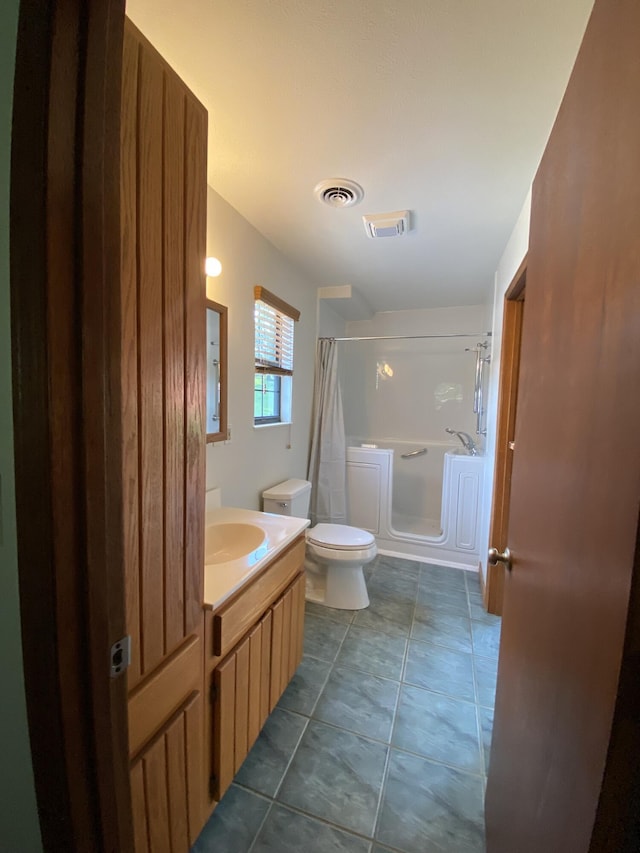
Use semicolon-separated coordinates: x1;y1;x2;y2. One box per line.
314;178;364;208
362;210;411;239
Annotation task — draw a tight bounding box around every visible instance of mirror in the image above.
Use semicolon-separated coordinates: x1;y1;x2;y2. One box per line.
206;299;228;443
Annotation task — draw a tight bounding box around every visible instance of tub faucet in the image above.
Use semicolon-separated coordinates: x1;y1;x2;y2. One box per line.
445;428;478;456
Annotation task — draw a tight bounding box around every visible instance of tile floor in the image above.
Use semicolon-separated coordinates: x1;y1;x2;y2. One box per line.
192;555;501;853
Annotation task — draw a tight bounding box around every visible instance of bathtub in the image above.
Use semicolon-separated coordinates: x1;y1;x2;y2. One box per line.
346;441;484;569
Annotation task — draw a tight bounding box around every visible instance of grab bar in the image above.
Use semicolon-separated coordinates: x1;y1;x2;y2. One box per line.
401;447;428;459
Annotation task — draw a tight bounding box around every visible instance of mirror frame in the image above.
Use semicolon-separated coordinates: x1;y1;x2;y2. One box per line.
206;298;228;443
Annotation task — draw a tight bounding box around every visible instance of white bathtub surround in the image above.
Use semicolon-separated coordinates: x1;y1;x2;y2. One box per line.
203;506;309;609
308;339;347;525
347;445;483;569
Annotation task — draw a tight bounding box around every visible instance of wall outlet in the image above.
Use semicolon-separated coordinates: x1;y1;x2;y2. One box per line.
225;424;232;443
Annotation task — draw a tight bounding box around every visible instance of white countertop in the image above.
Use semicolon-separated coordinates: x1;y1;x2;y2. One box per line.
203;506;310;610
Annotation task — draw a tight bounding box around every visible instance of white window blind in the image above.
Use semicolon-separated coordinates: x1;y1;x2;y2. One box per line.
254;291;297;375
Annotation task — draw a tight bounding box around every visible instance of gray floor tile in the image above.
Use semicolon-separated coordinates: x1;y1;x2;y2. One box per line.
376;750;486;853
417;582;470;615
404;640;475;702
252;803;371;853
235;708;307;797
277;720;388;836
368;572;418;604
306;600;357;624
471;619;501;659
468;597;501;626
304;614;349;661
191;785;269;853
353;596;414;638
478;706;494;774
465;572;483;595
473;655;498;708
419;564;467;589
393;685;482;773
412;605;473;653
278;656;332;715
314;666;399;742
374;555;422;578
336;625;407;681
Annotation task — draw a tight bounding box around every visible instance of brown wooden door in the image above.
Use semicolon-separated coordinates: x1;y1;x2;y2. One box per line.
120;20;207;850
486;268;525;615
485;1;640;851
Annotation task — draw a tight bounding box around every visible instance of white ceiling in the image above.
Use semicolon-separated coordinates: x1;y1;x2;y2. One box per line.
126;0;593;314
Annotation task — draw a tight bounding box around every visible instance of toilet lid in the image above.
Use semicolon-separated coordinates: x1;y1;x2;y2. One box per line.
307;523;375;550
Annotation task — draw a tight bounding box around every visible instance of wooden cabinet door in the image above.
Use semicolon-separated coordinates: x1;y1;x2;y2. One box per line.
120;19;207;850
211;573;305;801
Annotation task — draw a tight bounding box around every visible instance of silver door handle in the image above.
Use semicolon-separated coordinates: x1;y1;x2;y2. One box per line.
401;447;427;459
488;547;512;571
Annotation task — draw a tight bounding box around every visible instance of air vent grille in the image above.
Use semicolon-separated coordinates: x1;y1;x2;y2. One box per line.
314;178;364;208
362;210;412;239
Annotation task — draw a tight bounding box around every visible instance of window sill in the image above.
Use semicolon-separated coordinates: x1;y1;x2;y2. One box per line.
253;421;292;430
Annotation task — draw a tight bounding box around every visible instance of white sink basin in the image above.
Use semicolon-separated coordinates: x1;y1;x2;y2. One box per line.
205;522;267;565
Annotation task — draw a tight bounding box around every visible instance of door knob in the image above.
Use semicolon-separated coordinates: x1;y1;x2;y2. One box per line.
488;547;512;571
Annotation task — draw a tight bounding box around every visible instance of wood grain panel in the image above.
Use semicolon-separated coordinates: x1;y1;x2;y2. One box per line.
183;691;204;842
234;638;250;772
289;579;300;682
128;635;201;758
165;714;188;851
270;598;284;712
296;573;306;672
163;71;187;656
281;586;293;693
289;574;305;679
213;654;236;800
137;46;165;676
131;762;149;853
183;96;207;635
213;537;305;657
142;738;171;853
248;623;263;746
121;26;141;688
260;611;273;724
122;18;208;849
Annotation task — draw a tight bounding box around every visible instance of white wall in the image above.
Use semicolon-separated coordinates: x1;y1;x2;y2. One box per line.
0;2;43;848
205;187;319;509
478;190;532;581
317;300;347;338
339;306;488;445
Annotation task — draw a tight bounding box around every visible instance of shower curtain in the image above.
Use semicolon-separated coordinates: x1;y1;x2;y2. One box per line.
307;339;347;525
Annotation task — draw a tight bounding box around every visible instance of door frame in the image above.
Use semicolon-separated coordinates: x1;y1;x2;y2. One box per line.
10;2;132;850
485;256;526;615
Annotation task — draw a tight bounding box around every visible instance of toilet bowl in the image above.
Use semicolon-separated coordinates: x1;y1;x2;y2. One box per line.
262;479;375;610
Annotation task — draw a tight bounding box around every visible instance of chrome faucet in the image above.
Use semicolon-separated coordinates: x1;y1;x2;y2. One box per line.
445;428;478;456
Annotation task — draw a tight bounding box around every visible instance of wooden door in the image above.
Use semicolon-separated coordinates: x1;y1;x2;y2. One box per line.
486;265;525;615
120;20;207;849
485;1;640;851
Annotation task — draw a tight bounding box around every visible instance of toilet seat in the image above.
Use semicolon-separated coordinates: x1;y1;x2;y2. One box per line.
307;523;375;550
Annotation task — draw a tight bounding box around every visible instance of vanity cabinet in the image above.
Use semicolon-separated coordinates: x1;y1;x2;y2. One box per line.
203;536;306;807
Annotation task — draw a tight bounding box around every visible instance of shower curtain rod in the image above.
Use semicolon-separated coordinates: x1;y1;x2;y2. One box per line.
318;332;492;342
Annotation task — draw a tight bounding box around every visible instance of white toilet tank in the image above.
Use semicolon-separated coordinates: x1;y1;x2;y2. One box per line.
262;479;311;518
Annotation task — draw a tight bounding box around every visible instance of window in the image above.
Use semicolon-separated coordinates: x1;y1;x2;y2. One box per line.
254;286;300;425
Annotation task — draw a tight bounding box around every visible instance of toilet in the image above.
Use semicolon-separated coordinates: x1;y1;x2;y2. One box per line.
262;479;376;610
